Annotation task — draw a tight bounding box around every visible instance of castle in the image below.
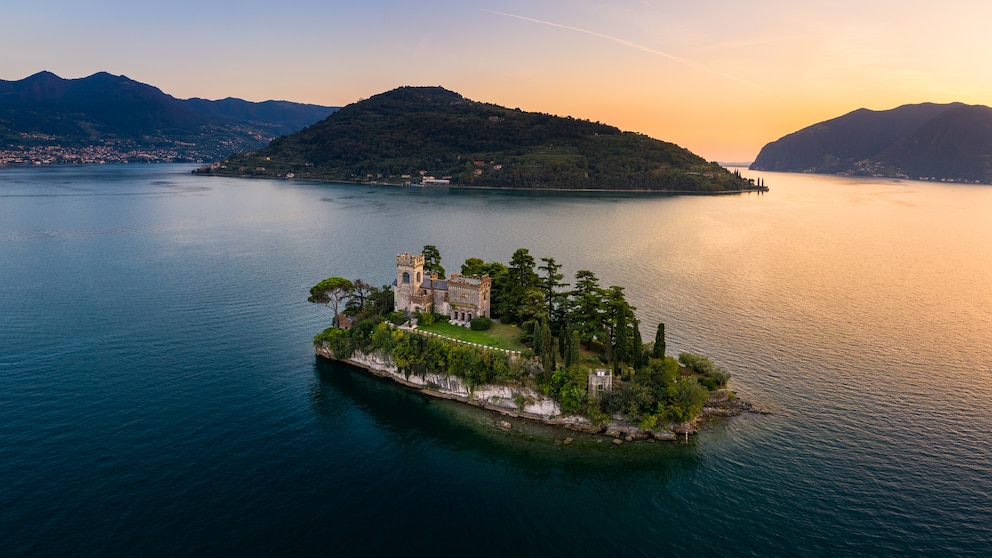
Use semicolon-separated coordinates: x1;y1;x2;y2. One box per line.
393;252;491;325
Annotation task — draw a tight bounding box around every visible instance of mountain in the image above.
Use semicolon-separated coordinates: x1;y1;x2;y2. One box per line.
198;86;759;192
750;103;992;183
0;71;337;161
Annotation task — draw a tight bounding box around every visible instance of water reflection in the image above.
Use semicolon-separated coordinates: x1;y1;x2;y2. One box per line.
310;357;703;484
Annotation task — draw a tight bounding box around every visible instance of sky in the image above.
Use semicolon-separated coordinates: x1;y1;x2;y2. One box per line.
3;0;992;162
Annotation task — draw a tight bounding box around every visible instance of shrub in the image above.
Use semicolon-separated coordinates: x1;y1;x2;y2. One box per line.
386;311;409;325
469;316;493;331
679;351;730;388
664;378;709;422
314;327;353;359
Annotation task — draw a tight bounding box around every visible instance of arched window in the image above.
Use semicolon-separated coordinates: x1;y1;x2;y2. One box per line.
416;271;422;284
402;272;410;283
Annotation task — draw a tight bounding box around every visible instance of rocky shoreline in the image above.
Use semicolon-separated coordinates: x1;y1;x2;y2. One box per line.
317;343;768;444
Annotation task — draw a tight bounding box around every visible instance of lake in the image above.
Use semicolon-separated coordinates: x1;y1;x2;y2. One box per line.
1;164;990;556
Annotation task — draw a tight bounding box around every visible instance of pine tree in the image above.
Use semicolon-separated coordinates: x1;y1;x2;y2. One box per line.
422;245;445;279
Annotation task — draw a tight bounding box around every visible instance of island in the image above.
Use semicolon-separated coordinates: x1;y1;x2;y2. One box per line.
311;247;759;442
197;86;767;193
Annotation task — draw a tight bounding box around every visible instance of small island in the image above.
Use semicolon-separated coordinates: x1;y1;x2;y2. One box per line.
198;86;767;194
311;247;759;442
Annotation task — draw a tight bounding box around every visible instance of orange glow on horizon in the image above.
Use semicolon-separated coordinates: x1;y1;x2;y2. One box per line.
3;1;991;162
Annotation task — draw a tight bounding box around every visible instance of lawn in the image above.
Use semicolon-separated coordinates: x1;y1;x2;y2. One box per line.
417;321;528;352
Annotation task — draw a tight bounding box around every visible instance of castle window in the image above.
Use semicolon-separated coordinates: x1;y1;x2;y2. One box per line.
417;272;422;283
402;272;410;283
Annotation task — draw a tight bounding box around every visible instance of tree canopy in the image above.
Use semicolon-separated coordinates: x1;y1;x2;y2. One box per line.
308;276;354;327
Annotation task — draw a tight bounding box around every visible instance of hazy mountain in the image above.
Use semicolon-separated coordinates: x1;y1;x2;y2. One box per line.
750;103;992;183
200;86;760;192
0;71;337;160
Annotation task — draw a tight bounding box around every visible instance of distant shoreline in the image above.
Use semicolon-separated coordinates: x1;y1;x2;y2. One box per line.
194;169;769;195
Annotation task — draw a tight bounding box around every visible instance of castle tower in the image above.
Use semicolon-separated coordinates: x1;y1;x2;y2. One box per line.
394;252;425;312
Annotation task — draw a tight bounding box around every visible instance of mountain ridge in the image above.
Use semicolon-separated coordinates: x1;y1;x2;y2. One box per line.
750;103;992;183
0;71;338;161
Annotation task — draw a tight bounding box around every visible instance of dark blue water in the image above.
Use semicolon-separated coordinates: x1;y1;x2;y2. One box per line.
2;164;991;556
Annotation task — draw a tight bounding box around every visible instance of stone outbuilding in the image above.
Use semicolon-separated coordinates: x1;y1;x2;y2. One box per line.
588;368;613;399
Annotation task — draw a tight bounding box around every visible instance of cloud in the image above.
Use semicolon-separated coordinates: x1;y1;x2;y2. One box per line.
483;8;757;88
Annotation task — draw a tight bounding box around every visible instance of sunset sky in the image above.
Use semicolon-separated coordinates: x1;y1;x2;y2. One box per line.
4;0;991;161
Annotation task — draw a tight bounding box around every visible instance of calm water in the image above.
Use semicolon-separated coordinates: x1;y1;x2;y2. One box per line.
1;164;991;556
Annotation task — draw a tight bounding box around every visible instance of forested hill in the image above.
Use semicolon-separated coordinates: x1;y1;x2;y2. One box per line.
0;71;337;160
199;86;760;192
750;102;992;184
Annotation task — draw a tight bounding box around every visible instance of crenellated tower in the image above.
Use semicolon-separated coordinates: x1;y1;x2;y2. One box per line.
394;252;425;312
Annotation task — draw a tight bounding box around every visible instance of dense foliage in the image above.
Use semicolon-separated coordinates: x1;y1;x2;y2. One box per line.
206;86;761;192
311;246;731;427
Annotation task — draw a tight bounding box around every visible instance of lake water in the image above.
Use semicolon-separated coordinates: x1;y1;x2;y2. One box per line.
1;164;990;556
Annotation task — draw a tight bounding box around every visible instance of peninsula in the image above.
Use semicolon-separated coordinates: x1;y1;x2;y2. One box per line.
198;86;765;193
310;247;758;442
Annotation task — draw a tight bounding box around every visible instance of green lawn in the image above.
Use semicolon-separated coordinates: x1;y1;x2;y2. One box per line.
417;321;528;352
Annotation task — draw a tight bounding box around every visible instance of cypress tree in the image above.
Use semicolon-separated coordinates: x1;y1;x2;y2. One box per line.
533;319;544;355
566;328;580;368
540;318;555;373
653;322;666;359
632;319;643;367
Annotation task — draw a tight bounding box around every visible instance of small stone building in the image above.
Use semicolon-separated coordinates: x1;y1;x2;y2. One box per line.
588;368;613;399
394;251;491;325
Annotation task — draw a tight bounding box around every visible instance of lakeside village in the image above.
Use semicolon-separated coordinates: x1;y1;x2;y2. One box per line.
0;135;248;166
0;143;202;166
311;247;759;443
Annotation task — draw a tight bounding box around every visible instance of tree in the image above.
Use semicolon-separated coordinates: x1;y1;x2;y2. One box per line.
366;284;395;317
570;269;605;344
500;248;542;323
308;276;354;327
604;285;632;373
632;319;645;367
422;244;445;278
509;248;538;287
653;322;666;359
564;327;580;368
461;257;486;275
665;378;709;422
344;278;372;317
610;288;628;375
679;351;730;389
534;316;555;381
538;257;568;324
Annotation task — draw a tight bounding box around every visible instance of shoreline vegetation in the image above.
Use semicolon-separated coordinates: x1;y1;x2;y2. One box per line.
198;170;767;195
310;246;766;443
